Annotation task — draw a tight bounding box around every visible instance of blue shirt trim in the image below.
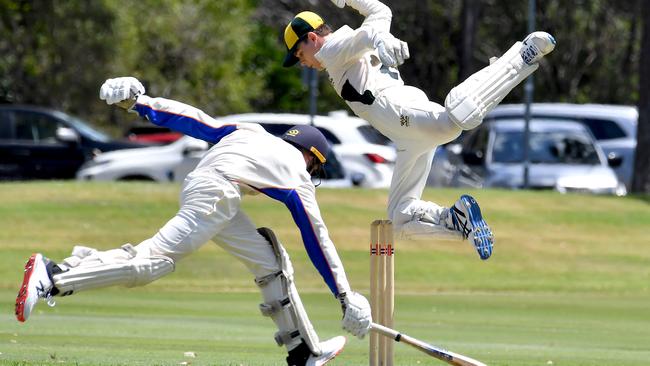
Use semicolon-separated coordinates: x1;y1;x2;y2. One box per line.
258;187;339;296
135;103;236;144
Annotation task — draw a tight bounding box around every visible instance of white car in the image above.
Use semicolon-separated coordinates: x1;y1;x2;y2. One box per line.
452;119;626;195
486;103;637;188
77;112;395;188
77;135;209;182
216;111;396;188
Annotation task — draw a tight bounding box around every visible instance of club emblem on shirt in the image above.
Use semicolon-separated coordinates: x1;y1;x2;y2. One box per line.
400;115;410;127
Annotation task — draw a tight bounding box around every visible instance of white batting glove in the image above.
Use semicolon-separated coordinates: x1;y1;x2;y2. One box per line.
374;32;410;68
99;77;145;109
339;291;372;339
330;0;346;8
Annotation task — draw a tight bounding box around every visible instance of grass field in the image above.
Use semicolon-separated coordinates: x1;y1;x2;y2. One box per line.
1;182;649;365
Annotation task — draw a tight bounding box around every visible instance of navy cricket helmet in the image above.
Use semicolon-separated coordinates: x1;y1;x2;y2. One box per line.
281;125;330;164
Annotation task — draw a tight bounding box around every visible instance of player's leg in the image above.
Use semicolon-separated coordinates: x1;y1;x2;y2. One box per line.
388;147;494;259
358;86;462;147
15;169;240;322
15;243;176;323
387;144;439;227
389;146;459;239
445;31;556;130
214;216;345;365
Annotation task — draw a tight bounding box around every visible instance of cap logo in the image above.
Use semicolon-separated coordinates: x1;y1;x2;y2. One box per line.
286;129;300;137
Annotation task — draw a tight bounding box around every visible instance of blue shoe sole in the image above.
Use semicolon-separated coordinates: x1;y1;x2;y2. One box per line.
460;195;494;260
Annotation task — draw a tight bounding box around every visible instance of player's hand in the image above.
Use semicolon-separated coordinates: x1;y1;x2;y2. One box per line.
330;0;346;8
99;77;145;110
374;32;410;68
339;291;372;339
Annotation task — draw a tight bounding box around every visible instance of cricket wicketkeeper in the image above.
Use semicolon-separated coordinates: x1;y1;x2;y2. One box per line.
282;0;556;260
15;78;372;365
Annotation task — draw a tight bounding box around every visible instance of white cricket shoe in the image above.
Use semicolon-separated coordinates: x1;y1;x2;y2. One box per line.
15;253;54;322
520;31;556;65
306;336;346;366
448;195;494;260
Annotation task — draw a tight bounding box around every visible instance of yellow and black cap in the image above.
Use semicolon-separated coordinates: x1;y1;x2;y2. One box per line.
282;11;324;67
282;125;329;164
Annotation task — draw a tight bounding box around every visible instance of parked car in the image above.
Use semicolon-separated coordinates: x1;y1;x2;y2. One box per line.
125;125;183;145
451;119;626;195
77;133;354;187
0;105;144;180
485;103;637;188
76;135;209;182
216;111;396;188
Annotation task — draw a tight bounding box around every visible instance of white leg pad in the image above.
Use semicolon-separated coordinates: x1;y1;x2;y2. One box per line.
52;244;175;295
445;41;539;130
255;228;322;356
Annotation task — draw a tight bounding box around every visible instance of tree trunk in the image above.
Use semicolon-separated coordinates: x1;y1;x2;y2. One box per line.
459;0;480;80
632;0;650;193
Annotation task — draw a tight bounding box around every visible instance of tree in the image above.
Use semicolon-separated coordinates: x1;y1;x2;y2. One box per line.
632;0;650;193
108;0;261;117
458;0;481;81
0;1;115;119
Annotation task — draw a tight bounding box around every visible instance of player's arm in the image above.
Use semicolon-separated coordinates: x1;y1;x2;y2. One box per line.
99;77;236;144
259;181;351;297
132;95;236;144
333;0;392;33
286;183;371;338
323;0;409;68
286;183;352;297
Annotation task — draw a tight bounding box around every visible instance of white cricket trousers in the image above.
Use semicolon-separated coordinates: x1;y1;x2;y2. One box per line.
354;86;462;236
135;168;279;279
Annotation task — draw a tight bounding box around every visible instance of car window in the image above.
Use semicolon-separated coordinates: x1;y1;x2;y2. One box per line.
357;125;392;145
493;115;628;141
66;115;111;142
464;126;489;155
0;111;12;139
321;150;345;180
580;118;627;140
14;111;60;142
493;131;600;165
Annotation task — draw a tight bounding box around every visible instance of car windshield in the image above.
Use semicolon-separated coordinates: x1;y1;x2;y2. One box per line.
357;125;392;146
493;130;600;165
66;115;111;142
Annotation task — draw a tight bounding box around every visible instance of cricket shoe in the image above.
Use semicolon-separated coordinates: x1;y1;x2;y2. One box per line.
448;195;494;260
307;336;346;366
15;253;56;322
520;31;556;65
286;336;346;366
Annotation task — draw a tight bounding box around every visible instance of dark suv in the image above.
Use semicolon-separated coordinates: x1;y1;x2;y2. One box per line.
0;105;143;180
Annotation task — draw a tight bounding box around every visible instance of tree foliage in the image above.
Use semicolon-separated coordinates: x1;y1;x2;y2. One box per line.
107;0;261;117
0;0;114;118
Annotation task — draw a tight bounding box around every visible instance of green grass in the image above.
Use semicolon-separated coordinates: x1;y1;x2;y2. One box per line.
1;181;649;365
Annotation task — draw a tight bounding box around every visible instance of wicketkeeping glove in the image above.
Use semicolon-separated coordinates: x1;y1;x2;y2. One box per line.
338;291;372;339
99;77;145;110
374;32;410;68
